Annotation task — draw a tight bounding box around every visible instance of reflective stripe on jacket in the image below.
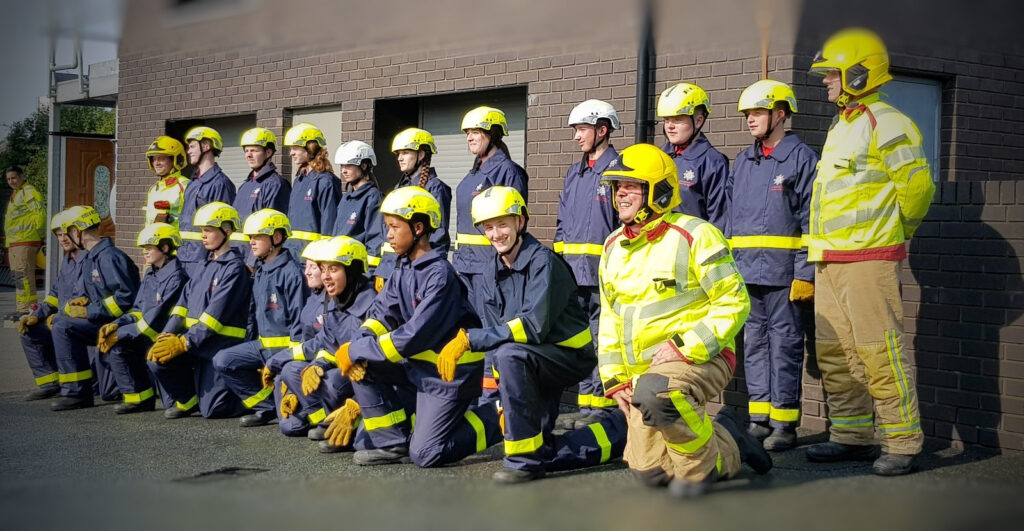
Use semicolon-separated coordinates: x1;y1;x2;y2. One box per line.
144;173;191;227
114;257;187;343
5;183;46;245
74;238;141;322
452;150;528;275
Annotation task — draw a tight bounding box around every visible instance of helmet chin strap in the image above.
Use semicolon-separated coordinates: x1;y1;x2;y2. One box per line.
399;221;427;259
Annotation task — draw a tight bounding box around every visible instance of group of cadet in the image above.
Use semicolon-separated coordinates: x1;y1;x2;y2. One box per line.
15;28;935;497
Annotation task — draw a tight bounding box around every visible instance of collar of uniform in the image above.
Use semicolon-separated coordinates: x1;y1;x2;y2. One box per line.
258;247;295;273
154;256;183;280
88;237;114;256
411;245;447;270
194;163;224;182
248;162;278;182
496;233;541;273
161;171;185;186
346;282;377;317
745;131;800;162
621;216;669;248
662;134;710;161
588;145;619;175
211;246;242;263
398;167;438;189
345;181;378;200
841;92;882;122
478;149;511;173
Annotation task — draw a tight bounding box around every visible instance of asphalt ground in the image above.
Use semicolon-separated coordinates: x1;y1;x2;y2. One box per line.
1;287;1023;531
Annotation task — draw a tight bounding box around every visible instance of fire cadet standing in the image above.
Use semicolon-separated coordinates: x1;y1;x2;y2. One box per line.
598;144;771;499
439;186;627;483
212;209;308;427
727;79;817;451
178;126;237;279
17;209;81;401
656;83;729;231
375;128;453;286
320;187;499;467
331;141;385;273
50;206;140;411
806;28;935;476
96;223;188;414
282;123;341;265
148;202;252;419
233;127;291;266
142;136;191;228
554;99;621;428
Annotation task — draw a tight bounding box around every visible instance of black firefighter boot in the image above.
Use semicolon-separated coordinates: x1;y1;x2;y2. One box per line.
715;406;773;474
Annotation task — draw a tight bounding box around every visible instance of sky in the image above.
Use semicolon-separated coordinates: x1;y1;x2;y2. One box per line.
0;0;121;136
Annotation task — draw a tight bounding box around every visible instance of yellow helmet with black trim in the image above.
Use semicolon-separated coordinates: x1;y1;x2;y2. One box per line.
136;222;182;249
242;208;291;237
146;136;187;171
810;27;892;106
193;202;240;231
309;235;368;273
240;127;277;151
738;79;799;113
184;126;224;152
61;206;102;233
601;143;680;224
50;209;72;234
656;82;711;118
461;106;508;135
380;186;442;230
283;123;327;148
471;186;528;226
391;128;437;154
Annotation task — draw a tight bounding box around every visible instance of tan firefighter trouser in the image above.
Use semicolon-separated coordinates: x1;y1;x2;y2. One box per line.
815;260;923;455
9;245;39;313
624;356;741;484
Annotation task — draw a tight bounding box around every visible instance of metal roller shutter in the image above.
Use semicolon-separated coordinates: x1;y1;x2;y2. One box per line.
291;106;343;157
204;114;256;190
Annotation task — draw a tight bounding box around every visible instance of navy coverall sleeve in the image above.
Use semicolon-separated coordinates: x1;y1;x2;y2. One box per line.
86;253;140;322
183;265;251;354
467;257;567;352
704;153;730;233
428;179;452;250
119;273;184;343
318;176;342;235
792;149;817;282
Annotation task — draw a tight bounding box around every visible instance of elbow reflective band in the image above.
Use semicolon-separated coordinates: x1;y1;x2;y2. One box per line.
291;344;306;361
379;333;404;363
136;317;158;341
727;235;803;250
552;242;604;256
587;422;612;463
175;396;199;411
259;336;290;349
34;373;58;386
179;231;201;241
455;233;490;247
44;295;58;307
315;350;336;365
409;350;486;365
290;230;322;241
589;395;618;408
504;431;544;455
506;318;529;343
123;388;155;403
129;310;143;320
170;306;188;318
184;317;199;329
554;327;592;349
363;408;406;430
199;312;246;338
58;369;94;383
361;319;388;337
367;255;381;267
242;386;274;408
664;391;713;454
464;410;488;452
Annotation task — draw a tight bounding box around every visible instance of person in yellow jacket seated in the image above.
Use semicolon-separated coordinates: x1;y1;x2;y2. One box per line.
597;143;771;499
805;28;935;476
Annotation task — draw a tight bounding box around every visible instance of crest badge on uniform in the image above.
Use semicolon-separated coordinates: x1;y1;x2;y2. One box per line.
270;293;278;304
316;314;324;325
774;175;785;186
155;291;162;304
212;277;219;288
770;174;785;192
683;169;697;182
91;269;101;282
350;212;358;220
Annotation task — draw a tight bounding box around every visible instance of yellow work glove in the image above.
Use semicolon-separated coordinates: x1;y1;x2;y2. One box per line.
374;276;385;292
789;279;815;303
334;342;367;382
301;365;324;396
323;398;361;448
18;315;38;335
69;297;88;307
437;328;471;383
260;366;274;388
46;314;54;330
65;304;87;319
97;323;119;353
279;393;299;418
148;334;189;364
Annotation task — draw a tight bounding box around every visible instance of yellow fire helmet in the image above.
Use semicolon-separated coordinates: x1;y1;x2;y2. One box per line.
300;238;328;262
240;127;277;150
810;27;893;106
283;123;327;148
471;186;528;226
136;222;182;249
184;126;224;152
391;128;437;154
656;82;711;117
309;235;369;273
146;135;187;171
49;209;73;234
243;208;291;238
61;205;102;233
193;202;240;231
738;79;799;114
601;143;680;224
380;186;442;230
461;106;508;135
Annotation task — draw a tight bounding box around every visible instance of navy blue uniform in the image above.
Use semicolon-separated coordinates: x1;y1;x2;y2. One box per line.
52;238;140;400
283;168;341;265
554;146;620;413
376;169;453;281
233;162;291;266
106;256;188;406
452;150;528;313
178;164;237;278
662;133;729;231
348;246;500;467
726;132;816;428
213;248;308;415
332;182;385;273
471;234;626;472
152;247;251;418
20;250;86;392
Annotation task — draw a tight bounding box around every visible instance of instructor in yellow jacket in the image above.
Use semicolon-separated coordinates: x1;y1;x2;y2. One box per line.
806;28;935;476
5;166;46;317
598;144;771;499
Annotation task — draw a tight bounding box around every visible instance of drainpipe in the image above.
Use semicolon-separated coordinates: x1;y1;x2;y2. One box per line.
635;0;653;144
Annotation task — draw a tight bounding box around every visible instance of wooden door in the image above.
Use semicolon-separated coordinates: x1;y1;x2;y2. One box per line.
64;137;116;238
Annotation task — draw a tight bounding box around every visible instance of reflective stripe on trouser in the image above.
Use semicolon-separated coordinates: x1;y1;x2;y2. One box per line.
148;347;246;419
51;316;101;397
575;286;615;412
212;340;277;413
106;336;158;399
815;261;923;454
19;321;58;387
9;245;38;312
626;356;741;482
351;362;416;450
743;284;805;428
495;342;623;472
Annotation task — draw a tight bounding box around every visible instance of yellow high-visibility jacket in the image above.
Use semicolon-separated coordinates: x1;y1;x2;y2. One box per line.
598;212;750;396
143;172;191;228
808;93;935;262
4;183;46;247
